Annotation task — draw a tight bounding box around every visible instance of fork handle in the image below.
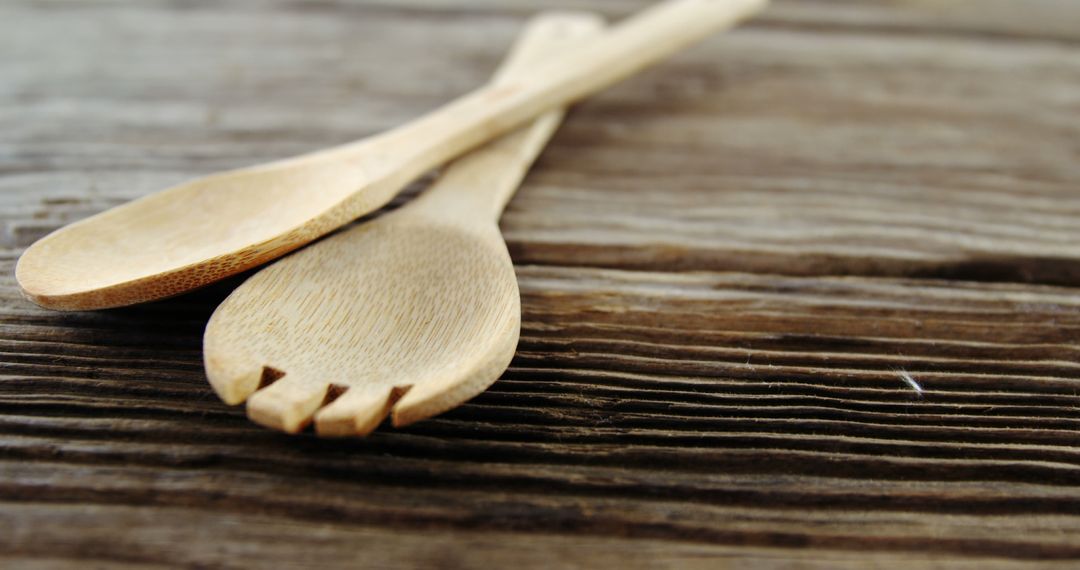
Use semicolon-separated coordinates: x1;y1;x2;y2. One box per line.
354;0;768;200
412;13;605;222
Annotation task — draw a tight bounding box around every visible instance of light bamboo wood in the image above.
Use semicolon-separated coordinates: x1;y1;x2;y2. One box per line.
14;0;767;311
202;13;604;436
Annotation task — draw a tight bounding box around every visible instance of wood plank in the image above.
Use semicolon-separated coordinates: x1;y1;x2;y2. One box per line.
9;503;1077;570
2;250;1080;564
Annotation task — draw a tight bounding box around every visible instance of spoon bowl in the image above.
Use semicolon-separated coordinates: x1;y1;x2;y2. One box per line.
16;151;378;309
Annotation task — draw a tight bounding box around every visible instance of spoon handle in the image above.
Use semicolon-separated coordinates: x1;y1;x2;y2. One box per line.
354;0;767;187
411;14;605;223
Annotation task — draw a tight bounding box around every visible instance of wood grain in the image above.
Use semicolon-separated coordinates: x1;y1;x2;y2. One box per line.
2;0;1079;567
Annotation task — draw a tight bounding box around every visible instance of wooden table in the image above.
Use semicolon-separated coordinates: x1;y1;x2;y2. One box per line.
2;0;1079;567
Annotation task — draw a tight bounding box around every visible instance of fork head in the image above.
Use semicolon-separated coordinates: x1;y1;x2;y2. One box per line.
203;215;520;436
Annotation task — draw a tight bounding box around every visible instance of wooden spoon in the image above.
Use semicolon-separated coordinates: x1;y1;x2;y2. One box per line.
16;0;767;311
203;13;602;435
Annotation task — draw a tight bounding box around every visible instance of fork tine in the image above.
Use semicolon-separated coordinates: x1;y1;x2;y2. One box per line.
204;357;266;405
392;370;493;428
392;328;518;428
246;376;328;433
314;388;396;437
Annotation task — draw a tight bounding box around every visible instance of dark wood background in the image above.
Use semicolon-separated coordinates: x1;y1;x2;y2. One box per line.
2;0;1079;567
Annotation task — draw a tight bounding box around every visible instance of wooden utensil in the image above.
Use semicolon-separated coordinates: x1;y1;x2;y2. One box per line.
16;0;767;311
203;13;602;436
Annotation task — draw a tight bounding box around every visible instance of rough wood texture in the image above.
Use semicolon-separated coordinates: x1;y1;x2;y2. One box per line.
2;0;1079;567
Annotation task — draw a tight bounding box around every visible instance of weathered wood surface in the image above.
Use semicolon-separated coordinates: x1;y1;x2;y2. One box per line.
2;0;1079;567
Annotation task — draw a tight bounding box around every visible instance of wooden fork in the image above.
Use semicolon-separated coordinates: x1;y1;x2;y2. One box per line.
203;13;604;436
